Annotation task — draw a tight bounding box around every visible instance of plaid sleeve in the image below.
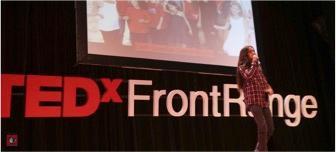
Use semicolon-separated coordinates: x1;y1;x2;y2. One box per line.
238;63;258;80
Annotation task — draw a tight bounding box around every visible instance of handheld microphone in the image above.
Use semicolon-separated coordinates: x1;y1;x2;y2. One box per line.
253;55;261;65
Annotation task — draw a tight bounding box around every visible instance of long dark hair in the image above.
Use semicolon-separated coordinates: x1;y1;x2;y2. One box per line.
236;45;254;89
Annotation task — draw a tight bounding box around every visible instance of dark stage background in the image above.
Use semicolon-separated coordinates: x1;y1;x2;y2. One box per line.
2;1;335;151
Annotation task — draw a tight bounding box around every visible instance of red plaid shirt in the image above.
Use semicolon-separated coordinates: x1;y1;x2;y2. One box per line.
238;62;270;109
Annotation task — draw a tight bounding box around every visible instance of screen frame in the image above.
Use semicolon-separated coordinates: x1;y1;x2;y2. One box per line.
75;1;261;76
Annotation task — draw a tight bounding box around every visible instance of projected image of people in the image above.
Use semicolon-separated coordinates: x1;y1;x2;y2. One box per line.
87;0;257;67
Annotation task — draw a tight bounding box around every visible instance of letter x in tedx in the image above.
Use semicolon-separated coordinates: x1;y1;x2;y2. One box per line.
100;78;123;103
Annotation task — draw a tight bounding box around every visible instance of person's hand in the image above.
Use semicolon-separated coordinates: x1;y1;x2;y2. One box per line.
138;19;145;23
252;54;259;63
265;86;274;95
139;19;149;23
122;16;129;20
176;11;184;17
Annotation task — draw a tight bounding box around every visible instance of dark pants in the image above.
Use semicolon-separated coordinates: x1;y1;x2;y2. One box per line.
248;105;275;151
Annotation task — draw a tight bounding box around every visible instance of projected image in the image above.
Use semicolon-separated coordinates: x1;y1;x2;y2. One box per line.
87;0;257;67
